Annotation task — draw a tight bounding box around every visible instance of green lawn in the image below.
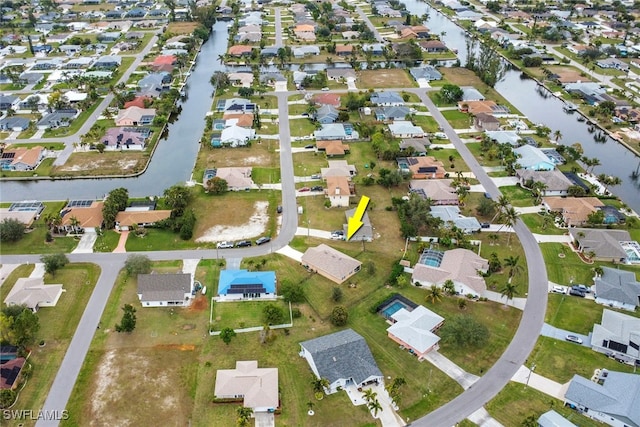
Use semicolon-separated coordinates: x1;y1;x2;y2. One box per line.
539;243;596;285
289;118;318;137
1;263;100;427
499;185;535;207
430;148;470;173
211;300;291;330
0;202;78;255
441;110;473;129
93;230;121;252
520;213;566;235
252;167;281;185
412;115;440;133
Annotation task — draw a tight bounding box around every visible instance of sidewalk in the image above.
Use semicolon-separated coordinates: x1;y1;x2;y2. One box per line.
483;290;527;310
112;231;129;253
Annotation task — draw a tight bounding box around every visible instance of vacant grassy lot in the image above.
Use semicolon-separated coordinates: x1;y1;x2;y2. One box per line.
292;150;330;176
499;185;535;207
289;118;318;137
1;263;100;427
520;213;566;235
487;382;601;426
0;201;77;255
357;69;415;89
430;148;470;173
539;243;595;285
211;300;291;330
195;140;277;178
442;109;472;129
412;115;440;133
51;151;148;177
167;22;199;35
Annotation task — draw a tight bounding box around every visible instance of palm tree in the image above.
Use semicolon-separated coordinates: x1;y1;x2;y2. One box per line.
363;388;377;403
500;282;519;307
592;266;604;277
530;181;548;204
236;406;253;427
503;255;523;283
426;284;442;304
491;195;511;222
499;207;519;245
311;376;329;393
442;279;455;295
368;398;383;417
488;233;499;246
553;129;562;141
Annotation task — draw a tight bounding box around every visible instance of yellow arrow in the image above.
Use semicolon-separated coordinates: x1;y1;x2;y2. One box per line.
347;196;370;240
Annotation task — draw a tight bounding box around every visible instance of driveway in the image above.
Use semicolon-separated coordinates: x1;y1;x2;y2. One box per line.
424;351;479;390
540;323;591;347
71;230;97;254
366;383;406;427
295;227;332;239
254;412;275;427
510;365;567;400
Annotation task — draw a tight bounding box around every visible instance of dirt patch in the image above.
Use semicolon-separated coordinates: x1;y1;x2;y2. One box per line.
89;348;192;426
357;69;413;89
195;201;269;242
154;344;196;351
189;295;208;311
200;144;275;168
53;152;146;176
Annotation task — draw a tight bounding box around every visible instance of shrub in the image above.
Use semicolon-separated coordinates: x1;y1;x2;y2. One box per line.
291;308;302;318
330;306;349;326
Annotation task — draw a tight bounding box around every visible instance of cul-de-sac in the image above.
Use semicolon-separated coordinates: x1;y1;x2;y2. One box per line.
1;0;639;425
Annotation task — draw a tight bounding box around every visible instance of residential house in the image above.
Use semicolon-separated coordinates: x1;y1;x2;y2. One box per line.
594;268;640;311
375;106;410;122
217;269;276;301
0;357;26;390
408;66;443;84
513;145;555;171
260;46;279;57
214;361;278;412
409;179;459;205
362;43;385;55
299;329;383;394
370;91;404;106
137;273;192;307
387;305;444;359
219;126;255;148
211;167;254;190
326;68;356;82
0;201;44;228
228;45;253;57
217;98;256;113
321;160;357;179
569;228;637;263
399;156;446;179
3;277;63;312
461;86;485;101
97;31;121;43
292;45;320;58
301;244;362;284
294;24;316;41
474;112;500;131
63;57;94;69
316;140;350;157
58;44;83;55
315;123;354;140
459;100;509;116
227;71;254;88
101;128;148;150
597;57;629;71
223;113;254;128
0;146;47;171
151;55;177;72
138;72;172;99
18;94;48;112
484;130;521;146
388;121;425;138
313;93;341;107
0;117;30;132
430;206;481;233
124;96;152;109
315;104;339;124
37;109;78;130
412;248;489;297
419;40;447;52
0;95;19;111
542;197;605;227
115;107;156;126
591;310;640;364
564;370;640;425
325;175;353;207
92;55;122;69
114;209;171;231
59;201;104;232
516;169;574;196
538;410;578;427
400;138;429;156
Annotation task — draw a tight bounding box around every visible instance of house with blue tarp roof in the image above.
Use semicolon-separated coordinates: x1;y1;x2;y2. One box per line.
218;269;276;301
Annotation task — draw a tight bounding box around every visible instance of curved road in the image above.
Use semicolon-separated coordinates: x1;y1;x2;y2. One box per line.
1;85;548;426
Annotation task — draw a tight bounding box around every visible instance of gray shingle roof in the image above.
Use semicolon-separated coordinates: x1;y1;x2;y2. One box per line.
569;228;630;260
595;267;640;307
137;273;191;302
565;371;640;426
300;329;382;385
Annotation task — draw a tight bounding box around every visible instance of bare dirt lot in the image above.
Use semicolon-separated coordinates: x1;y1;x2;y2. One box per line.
52;152;147;176
195;201;269;242
199;143;276;168
89;348;194;426
357;69;414;89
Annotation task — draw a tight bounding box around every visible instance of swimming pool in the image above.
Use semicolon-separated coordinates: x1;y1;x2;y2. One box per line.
381;301;410;318
419;249;444;268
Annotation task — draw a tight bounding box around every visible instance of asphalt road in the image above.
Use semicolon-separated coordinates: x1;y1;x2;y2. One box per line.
274;8;283;48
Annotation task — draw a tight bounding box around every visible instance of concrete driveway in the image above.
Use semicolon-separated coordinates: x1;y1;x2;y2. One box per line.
540;323;591;347
366;383;406;427
71;230;97;254
424;351;479;390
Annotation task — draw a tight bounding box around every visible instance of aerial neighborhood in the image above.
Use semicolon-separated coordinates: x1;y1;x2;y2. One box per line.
1;0;640;426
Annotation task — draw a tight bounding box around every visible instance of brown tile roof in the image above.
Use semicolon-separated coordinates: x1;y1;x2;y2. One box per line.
313;93;341;106
228;45;253;56
335;44;353;53
316;139;349;156
459;100;499;115
153;55;176;65
124;96;152;109
294;24;315;33
222;113;254;128
543;196;604;226
61;201;104;228
301;244;362;284
115;210;171;227
5;146;44;168
326;175;352;196
406;156;446;179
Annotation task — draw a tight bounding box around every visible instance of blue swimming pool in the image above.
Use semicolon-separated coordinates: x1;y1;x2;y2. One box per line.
381;301;409;318
419;249;444;268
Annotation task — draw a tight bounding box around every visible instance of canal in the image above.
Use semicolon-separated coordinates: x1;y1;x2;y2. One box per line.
0;21;229;202
407;0;640;212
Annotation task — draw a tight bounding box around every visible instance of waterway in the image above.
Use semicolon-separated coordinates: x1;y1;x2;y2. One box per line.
0;21;229;202
405;0;640;212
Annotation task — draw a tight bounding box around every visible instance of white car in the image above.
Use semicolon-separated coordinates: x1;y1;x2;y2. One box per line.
216;241;234;249
552;286;565;294
566;335;583;344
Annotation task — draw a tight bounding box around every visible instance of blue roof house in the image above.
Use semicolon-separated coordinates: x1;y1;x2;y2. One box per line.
218;269;276;301
513;145;555;171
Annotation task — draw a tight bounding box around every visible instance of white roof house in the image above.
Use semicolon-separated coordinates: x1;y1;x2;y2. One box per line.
388;121;425;138
4;277;64;312
213;167;254;190
594;268;640;311
591;309;640;365
387;305;444;359
412;248;489;297
214;361;279;412
513;145;556;171
220;125;255;147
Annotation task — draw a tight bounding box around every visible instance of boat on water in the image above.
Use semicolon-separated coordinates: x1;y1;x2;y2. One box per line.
577;116;586;122
563;102;578;112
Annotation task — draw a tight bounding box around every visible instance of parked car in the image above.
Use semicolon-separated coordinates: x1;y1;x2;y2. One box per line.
572;284;590;293
480;222;490;229
552;286;565;294
331;230;344;240
299;187;310;192
310;174;321;179
321;87;329;91
236;240;252;247
311;186;323;192
304;144;315;149
277;205;283;214
217;241;234;249
569;288;585;297
566;335;583;344
256;236;271;245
